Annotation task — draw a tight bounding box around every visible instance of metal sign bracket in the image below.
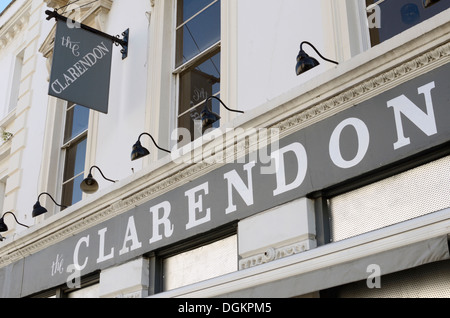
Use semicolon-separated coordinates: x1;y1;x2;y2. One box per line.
45;10;129;60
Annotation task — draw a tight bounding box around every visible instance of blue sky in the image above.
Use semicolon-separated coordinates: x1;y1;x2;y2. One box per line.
0;0;13;14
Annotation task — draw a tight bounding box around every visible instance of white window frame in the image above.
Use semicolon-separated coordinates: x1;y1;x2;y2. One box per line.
173;0;222;141
59;103;90;209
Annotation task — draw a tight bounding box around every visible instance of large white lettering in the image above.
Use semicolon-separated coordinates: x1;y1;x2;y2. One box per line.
387;81;437;150
51;42;110;95
119;216;142;256
57;77;445;284
149;201;174;244
185;182;211;230
223;161;256;214
97;228;114;263
329;117;370;169
73;235;89;271
271;142;308;196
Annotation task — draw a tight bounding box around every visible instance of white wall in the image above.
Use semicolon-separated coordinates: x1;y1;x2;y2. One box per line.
0;0;53;229
92;0;153;187
15;5;54;226
236;0;331;111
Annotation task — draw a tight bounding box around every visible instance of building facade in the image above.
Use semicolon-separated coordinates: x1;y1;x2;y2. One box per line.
0;0;449;298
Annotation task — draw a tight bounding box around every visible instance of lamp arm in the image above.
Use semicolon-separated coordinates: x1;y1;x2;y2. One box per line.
2;212;29;228
206;96;244;114
38;192;67;208
300;41;339;65
90;166;117;183
139;133;171;153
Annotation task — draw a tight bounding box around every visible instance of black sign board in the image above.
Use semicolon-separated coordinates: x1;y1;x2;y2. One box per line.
48;19;114;113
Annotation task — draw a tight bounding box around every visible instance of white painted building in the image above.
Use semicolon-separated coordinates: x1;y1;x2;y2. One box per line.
0;0;449;299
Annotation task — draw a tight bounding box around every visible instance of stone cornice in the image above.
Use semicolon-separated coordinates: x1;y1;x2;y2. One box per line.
1;27;450;269
0;1;31;51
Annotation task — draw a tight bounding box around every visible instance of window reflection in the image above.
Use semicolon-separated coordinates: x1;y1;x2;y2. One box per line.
366;0;450;46
64;105;89;143
176;0;221;144
61;104;89;209
176;0;220;67
178;51;220;144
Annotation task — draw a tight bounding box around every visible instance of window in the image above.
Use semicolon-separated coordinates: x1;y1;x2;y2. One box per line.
328;155;450;242
0;178;6;213
162;234;237;291
30;272;100;298
152;225;238;294
60;103;89;209
8;50;24;114
366;0;450;47
175;0;221;143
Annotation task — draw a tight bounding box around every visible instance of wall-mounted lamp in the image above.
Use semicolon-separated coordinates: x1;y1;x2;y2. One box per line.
131;133;171;161
0;212;29;232
32;192;67;218
423;0;440;8
296;41;339;76
80;166;117;194
200;96;244;128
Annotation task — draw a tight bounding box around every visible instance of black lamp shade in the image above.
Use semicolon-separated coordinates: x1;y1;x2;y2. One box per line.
0;219;8;232
201;106;221;128
32;201;47;218
131;140;150;161
80;174;99;194
0;212;29;232
296;49;320;75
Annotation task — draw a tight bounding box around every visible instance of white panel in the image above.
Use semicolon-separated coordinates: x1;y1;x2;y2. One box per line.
163;235;237;291
330;155;450;241
238;197;316;258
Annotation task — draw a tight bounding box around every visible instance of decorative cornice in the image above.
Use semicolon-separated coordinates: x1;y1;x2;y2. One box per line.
1;40;449;270
0;2;31;51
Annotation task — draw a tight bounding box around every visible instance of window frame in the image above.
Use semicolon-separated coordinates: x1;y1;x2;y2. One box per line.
173;0;222;142
308;142;450;246
59;102;90;210
150;222;237;295
7;49;25;115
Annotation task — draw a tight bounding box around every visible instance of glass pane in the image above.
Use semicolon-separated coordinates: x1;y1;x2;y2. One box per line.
61;173;85;208
63;138;87;182
176;0;220;67
64;105;90;143
178;51;220;143
177;0;217;25
367;0;450;46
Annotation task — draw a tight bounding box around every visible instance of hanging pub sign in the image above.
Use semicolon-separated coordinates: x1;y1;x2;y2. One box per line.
46;10;129;114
